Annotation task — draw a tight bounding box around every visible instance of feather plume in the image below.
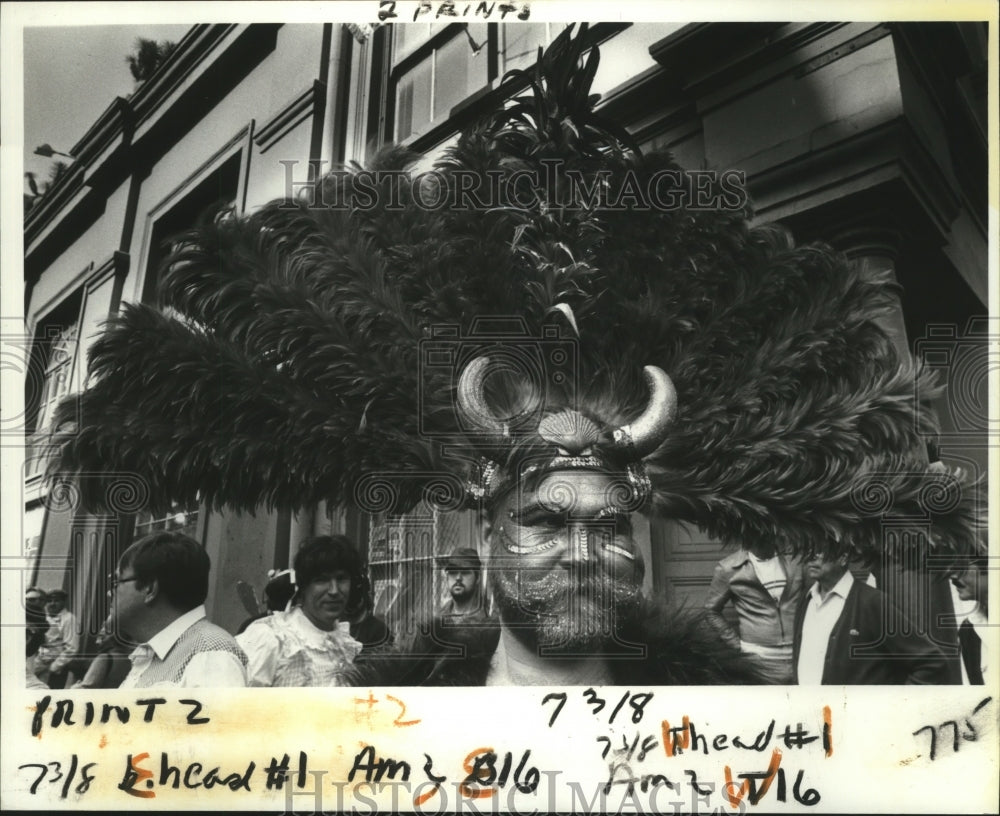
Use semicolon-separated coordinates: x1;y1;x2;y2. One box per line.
49;24;981;561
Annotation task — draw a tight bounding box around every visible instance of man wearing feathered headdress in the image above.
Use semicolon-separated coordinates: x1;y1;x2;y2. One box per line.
49;25;980;686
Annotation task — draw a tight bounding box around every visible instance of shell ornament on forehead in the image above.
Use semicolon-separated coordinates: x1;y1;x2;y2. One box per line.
458;360;675;509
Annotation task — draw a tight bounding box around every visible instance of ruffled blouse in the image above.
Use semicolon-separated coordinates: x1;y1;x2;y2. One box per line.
236;607;362;687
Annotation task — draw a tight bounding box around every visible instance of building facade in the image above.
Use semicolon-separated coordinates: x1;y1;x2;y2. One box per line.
22;21;989;651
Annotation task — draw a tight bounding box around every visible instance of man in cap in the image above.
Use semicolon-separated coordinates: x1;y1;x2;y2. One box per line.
438;547;490;619
35;588;79;689
25;588;50;689
398;547;501;685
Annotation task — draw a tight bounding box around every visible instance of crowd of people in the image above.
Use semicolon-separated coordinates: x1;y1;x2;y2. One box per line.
24;525;989;690
704;545;989;685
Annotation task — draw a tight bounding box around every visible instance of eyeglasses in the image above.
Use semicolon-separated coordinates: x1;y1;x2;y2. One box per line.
107;574;139;595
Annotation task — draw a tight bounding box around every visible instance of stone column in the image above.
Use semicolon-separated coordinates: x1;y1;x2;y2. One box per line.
835;226;961;681
833;226;911;364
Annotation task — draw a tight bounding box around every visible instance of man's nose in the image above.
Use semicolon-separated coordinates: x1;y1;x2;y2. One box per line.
558;523;613;566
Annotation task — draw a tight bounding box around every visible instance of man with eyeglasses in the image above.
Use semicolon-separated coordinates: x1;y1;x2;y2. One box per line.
111;531;247;688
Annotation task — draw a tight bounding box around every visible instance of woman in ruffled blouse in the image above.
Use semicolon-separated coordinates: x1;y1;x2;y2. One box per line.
237;536;364;686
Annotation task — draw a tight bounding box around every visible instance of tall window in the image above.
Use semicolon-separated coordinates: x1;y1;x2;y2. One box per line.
24;295;82;479
33;323;79;438
386;22;558;145
392;23;490;141
141;151;242;305
128;150;242;544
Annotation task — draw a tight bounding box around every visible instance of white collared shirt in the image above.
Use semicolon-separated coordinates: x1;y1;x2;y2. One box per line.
797;570;855;685
120;605;247;689
959;605;990;685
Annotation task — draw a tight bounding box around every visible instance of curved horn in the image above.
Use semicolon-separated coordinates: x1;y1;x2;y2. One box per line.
457;356;508;437
609;366;677;457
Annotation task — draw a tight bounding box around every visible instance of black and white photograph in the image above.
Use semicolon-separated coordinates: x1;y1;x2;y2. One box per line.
1;2;996;812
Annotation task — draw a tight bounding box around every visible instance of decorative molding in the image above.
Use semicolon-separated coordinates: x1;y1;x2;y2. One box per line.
26;261;93;335
25;97;131;244
85;253;121;296
237;120;256;215
794;25;891;78
347;22;375;43
649;22;837;96
132;25;280;155
148;123;253;224
749;119;961;240
597;66;697;147
78;97;135;189
254;81;325;154
670;576;715;589
24;164;88;242
129;25;241;127
833;229;905;270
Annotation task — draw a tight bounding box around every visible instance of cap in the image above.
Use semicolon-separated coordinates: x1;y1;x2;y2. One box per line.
436;547;483;572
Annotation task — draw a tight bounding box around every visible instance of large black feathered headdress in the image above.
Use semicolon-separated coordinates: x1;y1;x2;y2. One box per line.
49;24;980;560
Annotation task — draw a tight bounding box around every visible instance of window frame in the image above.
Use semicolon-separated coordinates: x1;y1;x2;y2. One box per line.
370;22;630;155
385;22;499;146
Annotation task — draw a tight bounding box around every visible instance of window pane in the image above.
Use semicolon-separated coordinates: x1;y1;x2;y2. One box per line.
35;324;78;433
502;23;550;73
395;54;433;141
433;24;488;120
134;501;200;540
392;22;454;63
23;504;45;558
392;23;433;62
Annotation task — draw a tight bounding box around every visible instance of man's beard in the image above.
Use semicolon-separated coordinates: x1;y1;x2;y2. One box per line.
489;562;643;657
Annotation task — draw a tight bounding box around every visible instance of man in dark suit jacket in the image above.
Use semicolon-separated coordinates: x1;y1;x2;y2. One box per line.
950;550;989;685
793;551;946;684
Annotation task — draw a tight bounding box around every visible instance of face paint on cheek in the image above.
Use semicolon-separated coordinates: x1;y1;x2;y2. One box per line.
574;526;590;563
488;544;644;651
493;522;560;556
